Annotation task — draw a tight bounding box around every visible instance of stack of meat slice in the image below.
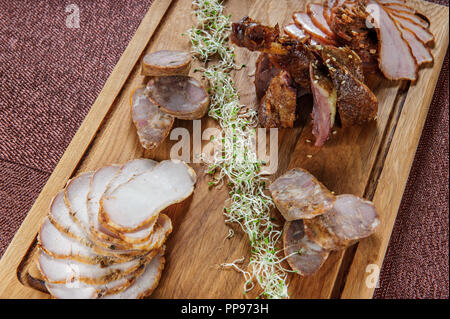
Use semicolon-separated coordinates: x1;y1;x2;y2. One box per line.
269;168;379;276
285;0;434;80
231;17;378;147
36;159;197;299
131;50;210;151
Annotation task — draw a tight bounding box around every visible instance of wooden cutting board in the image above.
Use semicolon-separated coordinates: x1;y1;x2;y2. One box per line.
0;0;448;299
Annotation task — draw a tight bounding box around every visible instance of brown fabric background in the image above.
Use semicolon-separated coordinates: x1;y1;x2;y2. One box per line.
0;0;448;299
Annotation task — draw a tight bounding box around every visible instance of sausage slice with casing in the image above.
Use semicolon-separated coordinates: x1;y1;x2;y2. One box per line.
304;194;380;250
131;87;174;150
269;168;336;220
283;219;329;276
146;76;209;120
141;50;191;76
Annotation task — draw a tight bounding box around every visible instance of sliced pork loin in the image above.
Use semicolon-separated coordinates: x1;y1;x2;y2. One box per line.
269;168;336;220
254;53;281;100
146;76;209;120
283;220;329;276
398;27;433;66
259;71;297;128
390;14;434;45
141;50;191;77
39;217;124;267
304;194;380;250
283;24;309;43
89;159;159;245
307;3;337;39
293;12;338;45
65;172;94;235
102;250;165;299
310;61;337;147
36;248;154;285
366;0;418;80
131;87;174;151
100;160;196;233
389;10;430;29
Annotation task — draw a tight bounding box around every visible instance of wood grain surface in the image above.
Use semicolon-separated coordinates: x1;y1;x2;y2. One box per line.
0;0;448;299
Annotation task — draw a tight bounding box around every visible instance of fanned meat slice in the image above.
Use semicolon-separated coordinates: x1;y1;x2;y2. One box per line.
390;10;430;29
141;50;191;77
147;76;209;120
65;172;94;234
36;249;153;285
307;3;337;38
45;262;148;299
259;71;297;128
269;168;336;220
293;12;339;45
317;46;378;126
100;160;196;232
38;217;123;266
382;3;415;13
323;0;336;24
131;87;174;150
102;250;165;299
304;194;380;250
89;160;159;245
254;53;281;100
390;14;434;45
284;24;309;43
310;61;337;147
366;0;418;80
50;190;148;257
283;220;329;276
398;27;433;66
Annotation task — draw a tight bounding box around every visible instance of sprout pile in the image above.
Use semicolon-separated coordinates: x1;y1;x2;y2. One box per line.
188;0;295;299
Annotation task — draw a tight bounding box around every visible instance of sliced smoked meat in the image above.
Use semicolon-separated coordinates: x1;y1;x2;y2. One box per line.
390;10;430;29
310;61;337;147
65;172;94;235
147;76;209;120
304;194;380;250
283;24;309;43
366;0;418;80
102;250;165;299
38;217;123;266
391;14;434;45
283;220;329;276
131;87;174;151
293;12;339;45
100;160;196;233
398;27;433;66
36;248;153;285
141;50;191;77
307;3;337;38
254;53;281;99
269;168;336;220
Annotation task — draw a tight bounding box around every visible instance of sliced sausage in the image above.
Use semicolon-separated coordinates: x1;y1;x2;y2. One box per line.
146;76;209;120
142;50;191;76
269;168;336;220
283;220;329;276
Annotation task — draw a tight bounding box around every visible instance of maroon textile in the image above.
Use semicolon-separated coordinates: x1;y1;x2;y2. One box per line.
0;0;448;299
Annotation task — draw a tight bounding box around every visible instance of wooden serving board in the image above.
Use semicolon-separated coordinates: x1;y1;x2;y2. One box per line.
0;0;448;299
